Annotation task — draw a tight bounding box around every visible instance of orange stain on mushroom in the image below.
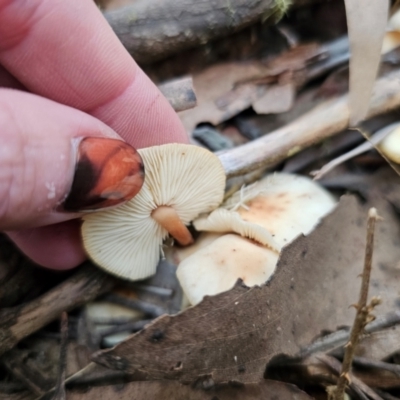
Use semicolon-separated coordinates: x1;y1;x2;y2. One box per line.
239;195;287;222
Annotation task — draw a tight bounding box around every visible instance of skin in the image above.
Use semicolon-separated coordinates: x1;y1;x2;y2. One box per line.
0;0;188;269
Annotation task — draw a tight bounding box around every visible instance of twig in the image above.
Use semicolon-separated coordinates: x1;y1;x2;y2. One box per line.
51;313;68;400
103;293;166;317
0;264;116;356
299;310;400;357
352;356;400;377
333;208;381;400
317;354;383;400
129;284;173;297
36;363;97;400
100;319;153;339
158;77;197;112
217;68;400;178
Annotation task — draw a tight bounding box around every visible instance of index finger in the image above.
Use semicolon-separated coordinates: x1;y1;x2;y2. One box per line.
0;0;187;148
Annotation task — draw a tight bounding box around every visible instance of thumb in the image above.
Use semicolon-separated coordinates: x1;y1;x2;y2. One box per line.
0;89;144;231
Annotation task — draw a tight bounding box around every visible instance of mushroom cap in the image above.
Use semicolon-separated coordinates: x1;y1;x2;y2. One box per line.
82;144;226;281
194;173;336;249
165;232;223;265
379;125;400;163
194;208;280;252
177;234;278;305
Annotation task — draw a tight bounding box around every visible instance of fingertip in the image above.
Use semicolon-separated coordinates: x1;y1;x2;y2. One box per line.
7;219;86;270
91;67;189;148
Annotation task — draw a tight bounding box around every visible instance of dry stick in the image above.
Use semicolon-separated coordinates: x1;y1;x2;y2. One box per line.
104;0;284;64
352;356;400;377
300;310;400;357
316;354;383;400
333;208;381;400
0;264;116;357
51;313;68;400
217;69;400;178
36;364;98;400
158;77;197;112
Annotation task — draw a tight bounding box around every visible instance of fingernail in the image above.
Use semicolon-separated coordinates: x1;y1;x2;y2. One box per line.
61;137;144;212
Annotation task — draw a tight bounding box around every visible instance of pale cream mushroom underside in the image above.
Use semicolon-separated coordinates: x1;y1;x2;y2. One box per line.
82;144;226;281
194;173;337;249
177;173;336;305
177;234;279;305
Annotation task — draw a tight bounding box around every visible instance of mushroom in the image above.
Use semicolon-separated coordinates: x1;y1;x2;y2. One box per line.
177;173;336;305
194;173;336;248
379;125;400;163
165;232;223;266
177;234;278;305
82;144;226;281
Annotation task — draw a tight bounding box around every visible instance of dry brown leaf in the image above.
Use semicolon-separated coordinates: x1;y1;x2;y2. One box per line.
252;83;295;114
92;195;400;384
179;62;269;132
66;379;312;400
345;0;389;125
179;44;325;132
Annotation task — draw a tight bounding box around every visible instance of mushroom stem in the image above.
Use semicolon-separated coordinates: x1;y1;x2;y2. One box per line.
152;206;194;245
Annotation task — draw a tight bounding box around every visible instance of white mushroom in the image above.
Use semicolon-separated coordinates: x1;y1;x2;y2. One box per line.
194;173;336;249
176;234;278;305
379;125;400;163
82;144;226;281
165;232;223;266
177;173;336;305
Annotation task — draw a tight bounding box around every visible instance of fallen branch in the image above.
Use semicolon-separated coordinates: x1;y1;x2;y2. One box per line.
0;265;115;356
299;310;400;358
104;0;286;64
333;208;381;400
218;69;400;178
158;77;197;112
316;354;383;400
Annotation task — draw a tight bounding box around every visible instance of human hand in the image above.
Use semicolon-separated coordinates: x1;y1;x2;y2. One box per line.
0;0;188;269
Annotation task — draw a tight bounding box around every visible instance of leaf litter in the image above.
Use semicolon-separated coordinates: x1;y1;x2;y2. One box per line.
92;190;400;384
3;0;400;399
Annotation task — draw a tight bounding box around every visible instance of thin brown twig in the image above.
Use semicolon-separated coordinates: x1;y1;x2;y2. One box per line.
333;208;381;400
51;312;68;400
316;354;383;400
299;310;400;358
0;264;116;357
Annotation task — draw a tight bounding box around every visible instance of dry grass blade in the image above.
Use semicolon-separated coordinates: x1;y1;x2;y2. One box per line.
344;0;389;125
311;123;400;180
333;208;381;400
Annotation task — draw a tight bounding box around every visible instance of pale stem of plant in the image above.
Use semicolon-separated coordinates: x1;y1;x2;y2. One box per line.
333;208;381;400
